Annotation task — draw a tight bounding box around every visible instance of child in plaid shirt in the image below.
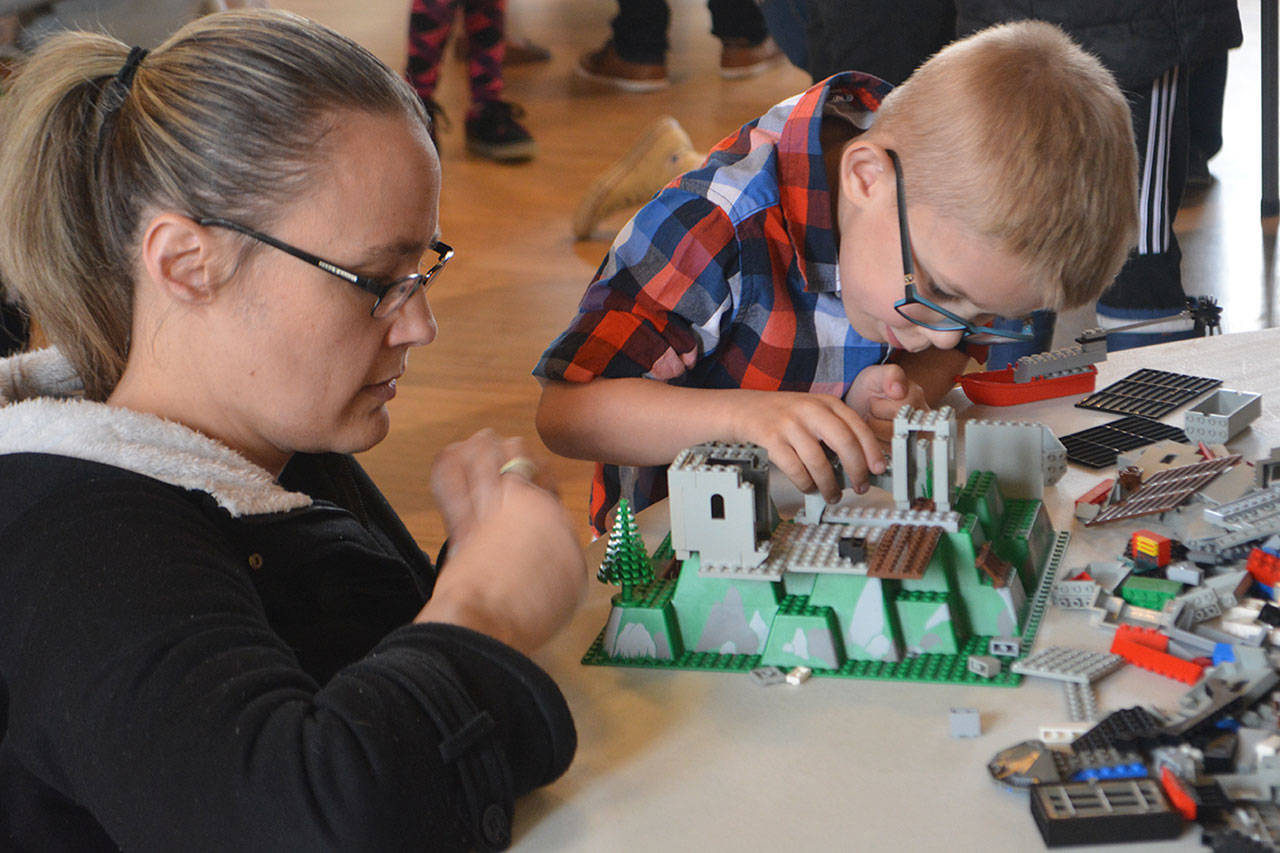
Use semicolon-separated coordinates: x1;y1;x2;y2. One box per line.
536;21;1140;535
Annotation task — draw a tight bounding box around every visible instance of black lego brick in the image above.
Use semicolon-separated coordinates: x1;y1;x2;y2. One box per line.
1060;415;1190;468
1075;368;1222;418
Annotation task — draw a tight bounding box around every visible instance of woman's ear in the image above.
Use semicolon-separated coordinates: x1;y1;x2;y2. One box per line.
139;213;220;304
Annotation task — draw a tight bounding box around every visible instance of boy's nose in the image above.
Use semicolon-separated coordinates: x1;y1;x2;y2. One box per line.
924;327;965;350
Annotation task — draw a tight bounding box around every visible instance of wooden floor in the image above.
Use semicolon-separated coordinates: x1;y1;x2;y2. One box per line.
272;0;1276;550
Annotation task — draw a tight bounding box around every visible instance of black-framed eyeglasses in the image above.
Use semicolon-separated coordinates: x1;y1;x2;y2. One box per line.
198;217;454;319
887;150;1033;345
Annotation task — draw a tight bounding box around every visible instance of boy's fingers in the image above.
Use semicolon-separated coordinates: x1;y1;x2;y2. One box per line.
835;406;888;477
792;434;843;502
880;363;908;398
770;444;818;496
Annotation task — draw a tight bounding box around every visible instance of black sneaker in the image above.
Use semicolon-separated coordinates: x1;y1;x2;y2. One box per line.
465;100;536;162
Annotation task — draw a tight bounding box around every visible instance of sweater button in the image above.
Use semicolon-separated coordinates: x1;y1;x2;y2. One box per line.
247;553;264;570
480;803;510;848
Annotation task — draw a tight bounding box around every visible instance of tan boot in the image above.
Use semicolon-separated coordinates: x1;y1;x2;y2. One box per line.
573;116;703;240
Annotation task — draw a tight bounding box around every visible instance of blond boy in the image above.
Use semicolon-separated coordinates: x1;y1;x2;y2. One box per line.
535;21;1138;534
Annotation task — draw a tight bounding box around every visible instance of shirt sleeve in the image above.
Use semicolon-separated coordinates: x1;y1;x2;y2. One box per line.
535;189;743;384
0;478;573;852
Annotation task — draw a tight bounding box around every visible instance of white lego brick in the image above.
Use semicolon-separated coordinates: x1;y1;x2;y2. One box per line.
1039;722;1093;745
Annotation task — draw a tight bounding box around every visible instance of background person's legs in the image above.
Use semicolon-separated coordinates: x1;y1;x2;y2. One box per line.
1097;66;1195;351
805;0;953;85
610;0;670;64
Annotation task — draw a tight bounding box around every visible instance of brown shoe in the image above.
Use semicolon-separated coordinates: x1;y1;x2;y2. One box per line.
719;36;784;80
576;39;669;93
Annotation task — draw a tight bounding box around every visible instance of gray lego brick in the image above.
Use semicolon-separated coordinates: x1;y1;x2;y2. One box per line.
1011;646;1126;684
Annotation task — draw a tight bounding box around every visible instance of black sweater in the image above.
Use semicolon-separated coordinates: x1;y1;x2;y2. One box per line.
0;450;575;851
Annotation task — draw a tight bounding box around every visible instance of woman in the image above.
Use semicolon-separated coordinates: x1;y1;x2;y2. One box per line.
0;10;586;850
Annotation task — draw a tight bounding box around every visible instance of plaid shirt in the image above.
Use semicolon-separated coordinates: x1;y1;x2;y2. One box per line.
536;73;894;535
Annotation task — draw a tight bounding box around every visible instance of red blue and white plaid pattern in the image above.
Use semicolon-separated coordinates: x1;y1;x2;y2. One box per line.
536;73;895;534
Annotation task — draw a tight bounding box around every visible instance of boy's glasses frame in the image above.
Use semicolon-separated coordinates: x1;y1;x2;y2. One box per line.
886;150;1033;344
198;217;454;318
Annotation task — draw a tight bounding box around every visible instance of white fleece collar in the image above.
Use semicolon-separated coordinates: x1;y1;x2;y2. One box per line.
0;349;311;517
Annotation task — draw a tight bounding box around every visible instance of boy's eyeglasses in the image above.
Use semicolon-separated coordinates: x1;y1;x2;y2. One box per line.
198;217;454;319
886;150;1034;345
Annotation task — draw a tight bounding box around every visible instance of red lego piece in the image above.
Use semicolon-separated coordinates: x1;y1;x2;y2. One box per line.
1247;548;1280;588
1197;441;1215;460
1069;570;1095;582
1160;766;1197;821
1114;624;1169;652
1076;478;1115;508
1111;633;1203;685
958;363;1097;406
1131;530;1172;568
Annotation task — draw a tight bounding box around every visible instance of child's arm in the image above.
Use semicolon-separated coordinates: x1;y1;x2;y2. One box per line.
537;377;887;502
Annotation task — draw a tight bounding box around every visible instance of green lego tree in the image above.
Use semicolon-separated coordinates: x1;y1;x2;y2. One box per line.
597;498;653;602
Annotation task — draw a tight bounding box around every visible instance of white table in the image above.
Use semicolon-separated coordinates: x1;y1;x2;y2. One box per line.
517;329;1280;852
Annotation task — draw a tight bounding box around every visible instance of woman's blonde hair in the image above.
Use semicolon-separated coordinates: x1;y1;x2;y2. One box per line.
0;10;429;400
867;20;1139;310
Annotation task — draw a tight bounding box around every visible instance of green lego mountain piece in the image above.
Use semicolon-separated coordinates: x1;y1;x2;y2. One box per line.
583;529;1069;685
760;596;843;669
895;590;960;655
582;473;1071;688
955;471;1004;540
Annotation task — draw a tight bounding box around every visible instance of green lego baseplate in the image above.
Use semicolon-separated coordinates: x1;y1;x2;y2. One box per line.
581;526;1070;687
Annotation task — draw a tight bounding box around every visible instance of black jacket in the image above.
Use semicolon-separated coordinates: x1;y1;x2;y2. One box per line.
956;1;1243;90
0;447;575;851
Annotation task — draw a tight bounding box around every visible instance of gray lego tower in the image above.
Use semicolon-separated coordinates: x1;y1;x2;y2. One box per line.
668;442;772;570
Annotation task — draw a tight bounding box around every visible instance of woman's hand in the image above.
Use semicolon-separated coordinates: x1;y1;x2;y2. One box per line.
417;429;588;654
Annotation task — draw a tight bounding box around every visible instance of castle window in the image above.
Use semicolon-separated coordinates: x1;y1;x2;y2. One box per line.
710;494;725;519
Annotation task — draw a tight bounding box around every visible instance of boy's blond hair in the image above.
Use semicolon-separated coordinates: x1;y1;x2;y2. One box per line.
866;20;1138;310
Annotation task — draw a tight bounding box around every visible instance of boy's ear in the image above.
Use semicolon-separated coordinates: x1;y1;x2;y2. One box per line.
838;142;893;207
139;213;221;305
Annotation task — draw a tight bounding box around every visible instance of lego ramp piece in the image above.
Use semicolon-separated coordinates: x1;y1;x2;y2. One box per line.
1087;455;1242;525
866;524;943;580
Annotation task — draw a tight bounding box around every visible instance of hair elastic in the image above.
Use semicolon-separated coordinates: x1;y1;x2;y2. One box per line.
113;46;148;92
95;46;149;161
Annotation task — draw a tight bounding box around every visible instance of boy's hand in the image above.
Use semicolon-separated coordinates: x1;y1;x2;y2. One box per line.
844;364;929;444
730;391;886;503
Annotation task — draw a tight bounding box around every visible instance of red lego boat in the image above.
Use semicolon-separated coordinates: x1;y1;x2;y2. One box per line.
958;364;1098;406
